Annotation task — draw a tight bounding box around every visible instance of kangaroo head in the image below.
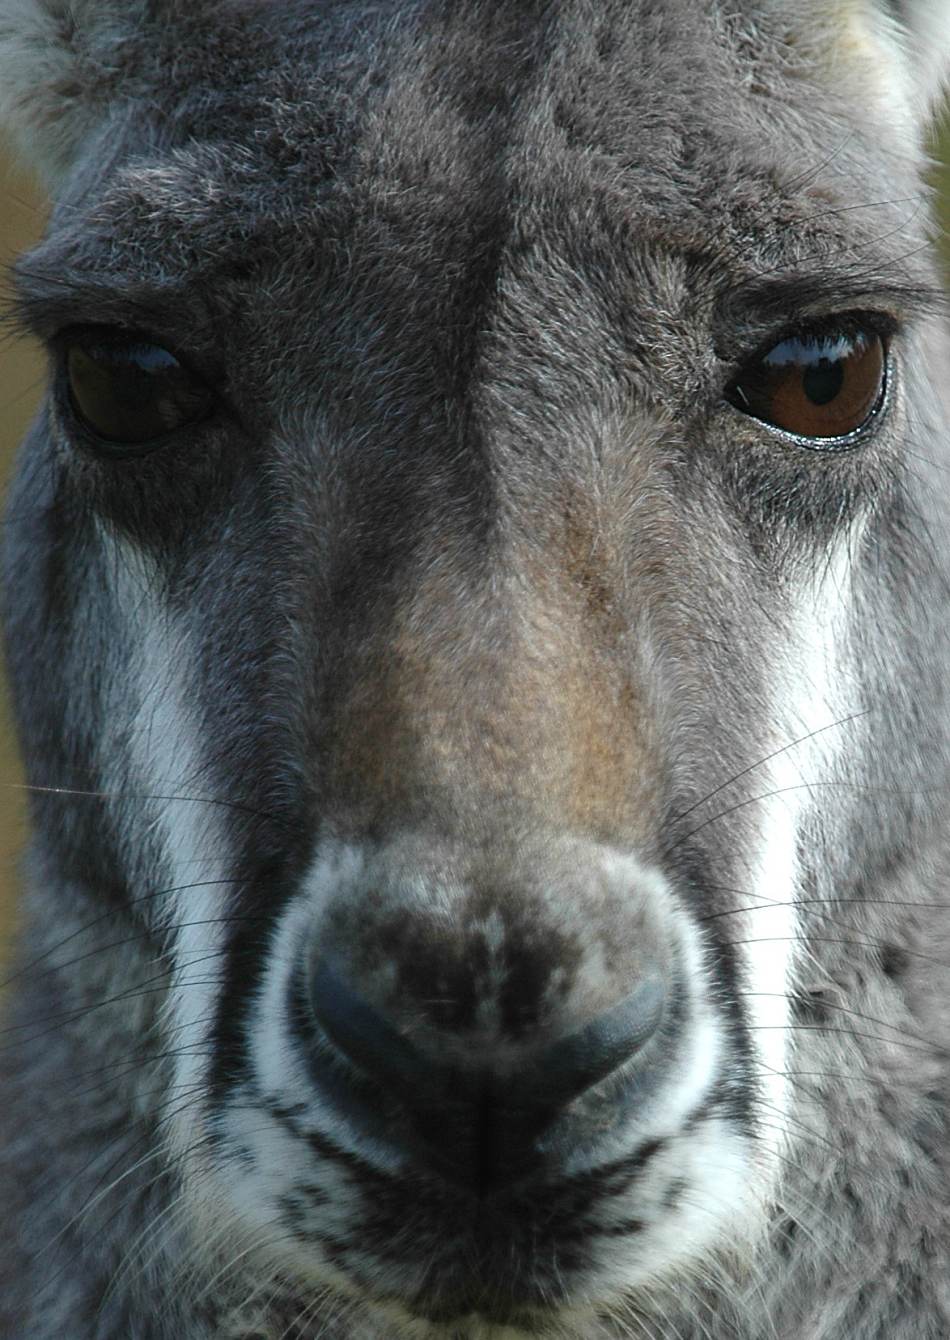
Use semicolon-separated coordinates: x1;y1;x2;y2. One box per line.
2;3;950;1337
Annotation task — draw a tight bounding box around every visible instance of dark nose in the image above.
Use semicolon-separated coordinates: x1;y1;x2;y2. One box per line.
309;956;666;1191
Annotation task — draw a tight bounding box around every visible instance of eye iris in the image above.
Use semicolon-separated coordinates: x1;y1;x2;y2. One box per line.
727;329;886;442
64;333;212;449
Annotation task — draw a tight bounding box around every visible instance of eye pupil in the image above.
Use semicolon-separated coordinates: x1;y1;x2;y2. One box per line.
727;326;886;445
802;357;844;407
62;329;213;454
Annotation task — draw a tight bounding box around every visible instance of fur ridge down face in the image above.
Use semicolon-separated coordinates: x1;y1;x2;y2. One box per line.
2;1;950;1337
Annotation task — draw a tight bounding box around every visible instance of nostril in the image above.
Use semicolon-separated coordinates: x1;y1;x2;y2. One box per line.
309;956;433;1109
310;956;664;1100
531;976;666;1110
309;954;667;1188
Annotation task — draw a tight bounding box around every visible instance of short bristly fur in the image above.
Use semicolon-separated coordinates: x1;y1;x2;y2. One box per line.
2;2;950;1337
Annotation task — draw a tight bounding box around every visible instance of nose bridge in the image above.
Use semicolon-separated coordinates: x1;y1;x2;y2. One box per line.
305;491;680;1187
320;528;661;844
312;829;674;1055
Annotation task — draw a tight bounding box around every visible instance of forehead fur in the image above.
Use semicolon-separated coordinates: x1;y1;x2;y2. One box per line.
8;0;937;420
0;0;948;193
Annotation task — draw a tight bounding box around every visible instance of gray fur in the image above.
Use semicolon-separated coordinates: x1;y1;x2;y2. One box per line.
2;1;950;1337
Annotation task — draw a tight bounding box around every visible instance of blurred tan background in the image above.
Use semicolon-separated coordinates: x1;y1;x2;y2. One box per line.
1;127;949;965
0;151;45;965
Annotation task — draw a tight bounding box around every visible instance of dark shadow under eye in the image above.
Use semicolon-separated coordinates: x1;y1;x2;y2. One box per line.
725;328;887;444
63;329;214;452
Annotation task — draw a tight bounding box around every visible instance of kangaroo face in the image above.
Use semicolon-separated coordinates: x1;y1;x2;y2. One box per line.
2;2;949;1337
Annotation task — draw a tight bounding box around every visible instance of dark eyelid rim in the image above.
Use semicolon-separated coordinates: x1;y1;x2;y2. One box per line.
716;270;941;330
51;325;225;457
722;363;892;452
11;262;226;381
54;321;241;419
52;322;214;385
710;262;941;369
721;314;893;451
725;309;897;383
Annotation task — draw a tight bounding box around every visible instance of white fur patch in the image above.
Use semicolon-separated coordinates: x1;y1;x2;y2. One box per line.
782;0;950;142
741;533;860;1172
868;0;950;126
96;530;235;1187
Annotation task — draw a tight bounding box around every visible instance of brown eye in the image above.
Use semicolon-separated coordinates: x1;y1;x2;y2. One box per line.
726;328;887;444
62;329;214;454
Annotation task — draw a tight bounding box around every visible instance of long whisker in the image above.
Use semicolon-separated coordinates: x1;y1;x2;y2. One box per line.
671;711;869;826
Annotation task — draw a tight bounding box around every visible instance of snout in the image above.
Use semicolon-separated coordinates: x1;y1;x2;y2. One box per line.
297;833;685;1193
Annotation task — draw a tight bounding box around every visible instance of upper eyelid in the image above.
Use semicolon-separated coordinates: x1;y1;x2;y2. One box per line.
715;270;941;324
49;322;228;394
710;268;935;364
719;311;900;380
24;287;908;398
13;279;180;339
53;324;201;370
11;261;220;361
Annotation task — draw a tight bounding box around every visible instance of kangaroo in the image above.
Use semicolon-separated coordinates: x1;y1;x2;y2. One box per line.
2;1;950;1337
